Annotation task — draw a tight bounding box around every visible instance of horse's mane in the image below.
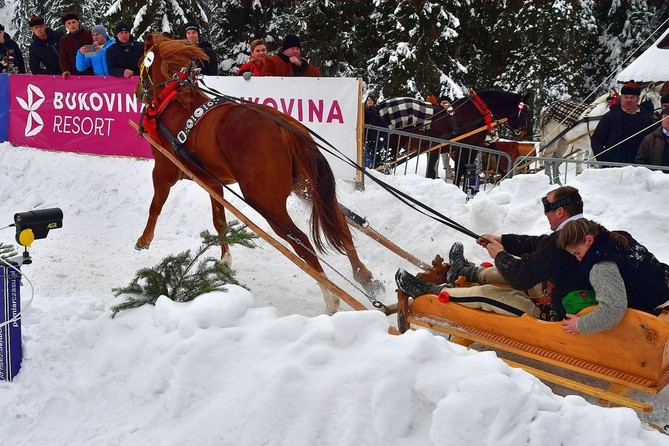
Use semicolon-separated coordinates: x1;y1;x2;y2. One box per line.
149;34;209;104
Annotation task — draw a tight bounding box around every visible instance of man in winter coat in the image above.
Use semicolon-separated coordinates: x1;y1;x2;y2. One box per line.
183;21;217;76
0;24;25;73
591;82;654;164
76;25;114;76
636;107;669;170
106;22;143;78
58;11;93;78
28;15;64;75
261;34;320;77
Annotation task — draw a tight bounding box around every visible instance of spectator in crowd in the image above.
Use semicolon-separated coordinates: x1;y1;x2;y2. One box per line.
59;11;93;78
662;94;669;110
0;24;25;73
636;107;669;170
106;21;143;78
237;39;267;78
76;24;114;76
396;186;591;321
364;95;386;168
261;34;321;77
591;81;654;164
183;21;217;76
556;219;669;334
28;15;64;75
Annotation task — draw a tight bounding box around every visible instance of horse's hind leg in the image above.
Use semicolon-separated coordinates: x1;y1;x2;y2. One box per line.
263;211;340;315
210;194;231;265
136;166;178;250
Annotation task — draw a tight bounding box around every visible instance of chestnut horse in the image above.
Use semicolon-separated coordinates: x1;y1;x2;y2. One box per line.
134;34;381;314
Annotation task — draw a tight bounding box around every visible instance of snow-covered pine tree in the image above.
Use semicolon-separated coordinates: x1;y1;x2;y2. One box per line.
366;0;464;99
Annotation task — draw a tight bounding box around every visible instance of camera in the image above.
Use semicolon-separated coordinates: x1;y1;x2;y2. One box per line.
14;208;63;247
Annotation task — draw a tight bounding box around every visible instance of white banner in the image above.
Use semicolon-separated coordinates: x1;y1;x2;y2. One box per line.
202;76;361;180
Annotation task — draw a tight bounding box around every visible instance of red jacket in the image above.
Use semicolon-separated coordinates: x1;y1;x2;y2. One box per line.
238;59;264;76
261;53;320;77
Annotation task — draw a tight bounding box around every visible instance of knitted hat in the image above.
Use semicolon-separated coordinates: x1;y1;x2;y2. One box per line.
61;12;79;23
620;81;641;96
114;21;130;36
282;34;301;51
184;21;200;35
28;15;45;27
91;24;108;39
661;94;669;104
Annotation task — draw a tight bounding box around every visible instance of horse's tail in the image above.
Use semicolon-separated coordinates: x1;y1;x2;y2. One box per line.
286;129;349;254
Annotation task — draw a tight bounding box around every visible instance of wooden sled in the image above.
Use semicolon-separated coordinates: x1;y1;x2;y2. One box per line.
397;290;669;412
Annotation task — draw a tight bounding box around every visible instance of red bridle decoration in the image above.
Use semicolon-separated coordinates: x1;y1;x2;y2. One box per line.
470;89;494;130
141;70;191;141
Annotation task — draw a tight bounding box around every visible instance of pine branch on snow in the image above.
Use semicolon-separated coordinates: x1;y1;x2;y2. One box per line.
110;222;257;317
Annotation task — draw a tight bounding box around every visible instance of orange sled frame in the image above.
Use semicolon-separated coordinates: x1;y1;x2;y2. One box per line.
397;290;669;412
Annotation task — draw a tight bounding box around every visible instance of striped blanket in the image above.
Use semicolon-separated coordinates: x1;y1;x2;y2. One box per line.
540;100;589;128
377;97;434;130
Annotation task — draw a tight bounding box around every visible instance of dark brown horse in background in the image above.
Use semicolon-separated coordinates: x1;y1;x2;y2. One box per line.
134;33;381;314
370;91;530;185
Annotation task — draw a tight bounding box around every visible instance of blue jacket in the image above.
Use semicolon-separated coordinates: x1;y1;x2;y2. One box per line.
75;38;115;76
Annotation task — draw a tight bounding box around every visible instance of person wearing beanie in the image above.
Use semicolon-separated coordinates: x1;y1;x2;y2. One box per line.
237;39;267;77
75;24;115;76
28;15;65;74
183;21;218;75
105;21;144;78
261;34;321;77
58;11;93;78
591;81;654;164
636;107;669;170
0;24;26;73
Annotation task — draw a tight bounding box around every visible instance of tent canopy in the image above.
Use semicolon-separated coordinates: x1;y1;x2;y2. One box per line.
616;27;669;83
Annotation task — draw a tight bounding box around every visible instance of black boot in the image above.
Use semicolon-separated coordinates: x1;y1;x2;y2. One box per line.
445;242;478;285
395;269;442;297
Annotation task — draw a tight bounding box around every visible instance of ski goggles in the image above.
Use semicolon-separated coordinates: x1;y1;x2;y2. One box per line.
542;192;581;213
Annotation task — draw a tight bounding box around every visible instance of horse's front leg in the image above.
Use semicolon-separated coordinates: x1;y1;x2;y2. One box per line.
136;168;177;250
210;195;231;266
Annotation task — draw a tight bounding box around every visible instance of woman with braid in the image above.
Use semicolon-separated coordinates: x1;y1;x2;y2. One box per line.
557;219;669;334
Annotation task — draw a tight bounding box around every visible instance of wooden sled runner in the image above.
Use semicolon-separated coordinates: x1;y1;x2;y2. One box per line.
397;290;669;412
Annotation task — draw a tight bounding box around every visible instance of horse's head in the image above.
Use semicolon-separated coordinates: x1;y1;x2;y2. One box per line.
476;90;531;140
136;33;209;105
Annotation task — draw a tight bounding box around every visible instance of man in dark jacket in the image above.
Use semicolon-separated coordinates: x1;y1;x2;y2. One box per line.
28;15;64;75
58;11;93;78
442;185;592;319
591;82;654;164
636;107;669;170
0;24;25;73
106;21;144;78
183;21;217;76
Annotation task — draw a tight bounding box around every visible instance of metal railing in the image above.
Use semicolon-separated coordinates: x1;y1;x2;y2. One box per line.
363;124;514;194
365;124;669;189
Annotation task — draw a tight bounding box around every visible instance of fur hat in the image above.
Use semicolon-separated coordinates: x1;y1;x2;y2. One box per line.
114;21;130;36
620;81;641;96
28;15;45;27
61;12;79;24
282;34;301;51
661;94;669;104
184;21;200;35
91;24;108;39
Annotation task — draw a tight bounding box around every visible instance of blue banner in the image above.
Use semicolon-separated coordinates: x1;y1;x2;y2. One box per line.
0;74;9;142
0;264;22;381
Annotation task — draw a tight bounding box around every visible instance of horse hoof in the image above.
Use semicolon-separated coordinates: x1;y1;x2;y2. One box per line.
365;279;386;298
219;252;233;267
135;242;149;251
